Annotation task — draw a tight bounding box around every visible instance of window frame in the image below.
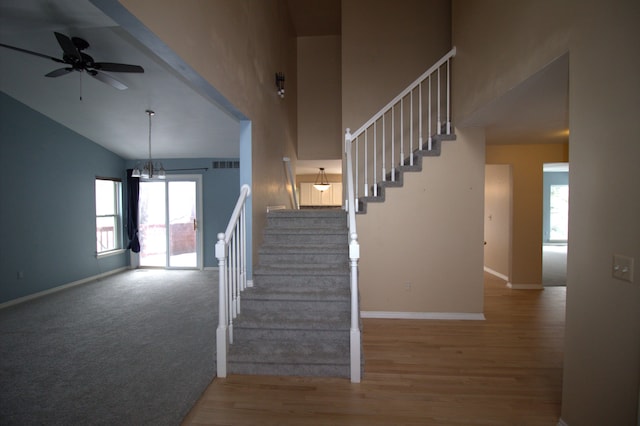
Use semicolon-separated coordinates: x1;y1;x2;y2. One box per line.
95;177;124;257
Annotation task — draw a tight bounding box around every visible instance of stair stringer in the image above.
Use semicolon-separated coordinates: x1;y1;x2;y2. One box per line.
357;134;456;214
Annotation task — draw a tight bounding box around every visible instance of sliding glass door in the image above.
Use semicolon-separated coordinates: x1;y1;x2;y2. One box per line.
138;175;203;269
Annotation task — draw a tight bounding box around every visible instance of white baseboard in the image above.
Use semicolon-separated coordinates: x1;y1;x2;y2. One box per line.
484;266;509;281
507;282;544;290
361;311;485;320
557;418;568;426
204;266;219;271
0;267;128;310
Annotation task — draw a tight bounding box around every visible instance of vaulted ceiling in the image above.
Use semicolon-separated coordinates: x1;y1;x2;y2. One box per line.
0;0;240;160
1;0;568;171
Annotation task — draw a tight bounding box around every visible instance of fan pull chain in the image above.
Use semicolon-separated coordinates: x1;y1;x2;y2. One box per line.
79;72;83;101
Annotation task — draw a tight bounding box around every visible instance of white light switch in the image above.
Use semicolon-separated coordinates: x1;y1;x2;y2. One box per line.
612;254;634;283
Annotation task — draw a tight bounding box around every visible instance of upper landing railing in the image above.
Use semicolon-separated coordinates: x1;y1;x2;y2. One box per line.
345;47;456;204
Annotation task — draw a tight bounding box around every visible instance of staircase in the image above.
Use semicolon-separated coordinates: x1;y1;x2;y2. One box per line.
227;209;356;377
357;133;456;214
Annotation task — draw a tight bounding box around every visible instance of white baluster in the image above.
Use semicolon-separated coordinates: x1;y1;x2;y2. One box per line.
410;91;414;165
447;57;452;134
437;67;441;135
400;98;404;166
364;128;368;197
428;75;433;151
216;233;228;378
391;105;395;171
373;122;377;197
382;114;386;182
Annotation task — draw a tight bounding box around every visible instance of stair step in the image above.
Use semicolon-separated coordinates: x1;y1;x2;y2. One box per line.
227;208;356;379
228;338;350;377
258;244;348;265
241;284;350;302
356;133;455;215
253;273;349;287
235;301;350;330
254;264;348;276
262;232;348;245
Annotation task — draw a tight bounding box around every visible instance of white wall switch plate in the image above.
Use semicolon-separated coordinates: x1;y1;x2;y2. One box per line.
612;254;634;283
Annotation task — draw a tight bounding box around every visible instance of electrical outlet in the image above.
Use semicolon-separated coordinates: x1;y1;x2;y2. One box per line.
17;271;24;280
612;254;634;283
404;282;411;291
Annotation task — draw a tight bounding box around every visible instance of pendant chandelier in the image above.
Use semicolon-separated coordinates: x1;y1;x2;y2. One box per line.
131;109;165;179
313;167;331;192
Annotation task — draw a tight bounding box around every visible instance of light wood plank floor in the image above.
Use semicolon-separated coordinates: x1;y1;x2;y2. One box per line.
182;273;565;425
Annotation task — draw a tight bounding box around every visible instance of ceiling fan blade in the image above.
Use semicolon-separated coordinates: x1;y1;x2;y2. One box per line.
93;62;144;73
0;42;65;64
45;67;74;77
54;32;80;60
89;70;128;90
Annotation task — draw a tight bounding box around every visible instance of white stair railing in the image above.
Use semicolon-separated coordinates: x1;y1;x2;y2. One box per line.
344;132;361;384
215;184;251;378
346;47;456;209
282;157;299;210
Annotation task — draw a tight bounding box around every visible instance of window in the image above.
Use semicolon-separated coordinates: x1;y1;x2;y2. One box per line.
549;184;569;241
95;178;122;254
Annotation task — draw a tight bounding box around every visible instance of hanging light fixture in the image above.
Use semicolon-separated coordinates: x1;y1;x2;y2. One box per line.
313;167;331;192
131;109;165;179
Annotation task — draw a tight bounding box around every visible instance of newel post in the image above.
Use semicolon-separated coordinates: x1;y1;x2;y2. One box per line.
349;232;361;383
215;232;228;378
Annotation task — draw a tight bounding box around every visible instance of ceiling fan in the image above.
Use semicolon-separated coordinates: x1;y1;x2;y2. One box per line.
0;31;144;90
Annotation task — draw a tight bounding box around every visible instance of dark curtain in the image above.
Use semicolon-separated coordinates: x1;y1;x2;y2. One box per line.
126;169;140;253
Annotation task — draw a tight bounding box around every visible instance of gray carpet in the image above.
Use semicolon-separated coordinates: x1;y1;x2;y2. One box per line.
0;269;217;425
543;244;567;286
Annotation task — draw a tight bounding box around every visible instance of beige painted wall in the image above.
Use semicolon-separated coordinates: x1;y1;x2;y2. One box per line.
120;0;298;257
486;144;568;285
562;1;640;424
454;0;640;423
357;128;485;314
452;0;570;124
297;36;342;160
484;164;511;278
342;0;451;130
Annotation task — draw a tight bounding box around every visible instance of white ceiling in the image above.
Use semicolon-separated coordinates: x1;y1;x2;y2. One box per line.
0;0;240;160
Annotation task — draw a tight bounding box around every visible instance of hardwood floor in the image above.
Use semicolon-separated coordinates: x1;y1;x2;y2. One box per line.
182;273;565;425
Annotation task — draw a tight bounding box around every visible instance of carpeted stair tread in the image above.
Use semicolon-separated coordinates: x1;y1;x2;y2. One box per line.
241;285;350;301
229;339;350;366
254;264;348;275
234;301;350;330
263;227;347;235
356;134;455;215
259;244;348;253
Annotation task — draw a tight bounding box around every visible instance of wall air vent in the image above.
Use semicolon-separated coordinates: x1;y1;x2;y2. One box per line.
212;160;240;169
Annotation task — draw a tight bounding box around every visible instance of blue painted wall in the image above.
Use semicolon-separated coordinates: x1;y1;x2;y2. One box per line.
1;92;240;304
0;92;128;303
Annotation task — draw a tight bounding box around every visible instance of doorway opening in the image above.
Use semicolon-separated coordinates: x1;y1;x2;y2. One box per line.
543;163;569;286
138;175;203;269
